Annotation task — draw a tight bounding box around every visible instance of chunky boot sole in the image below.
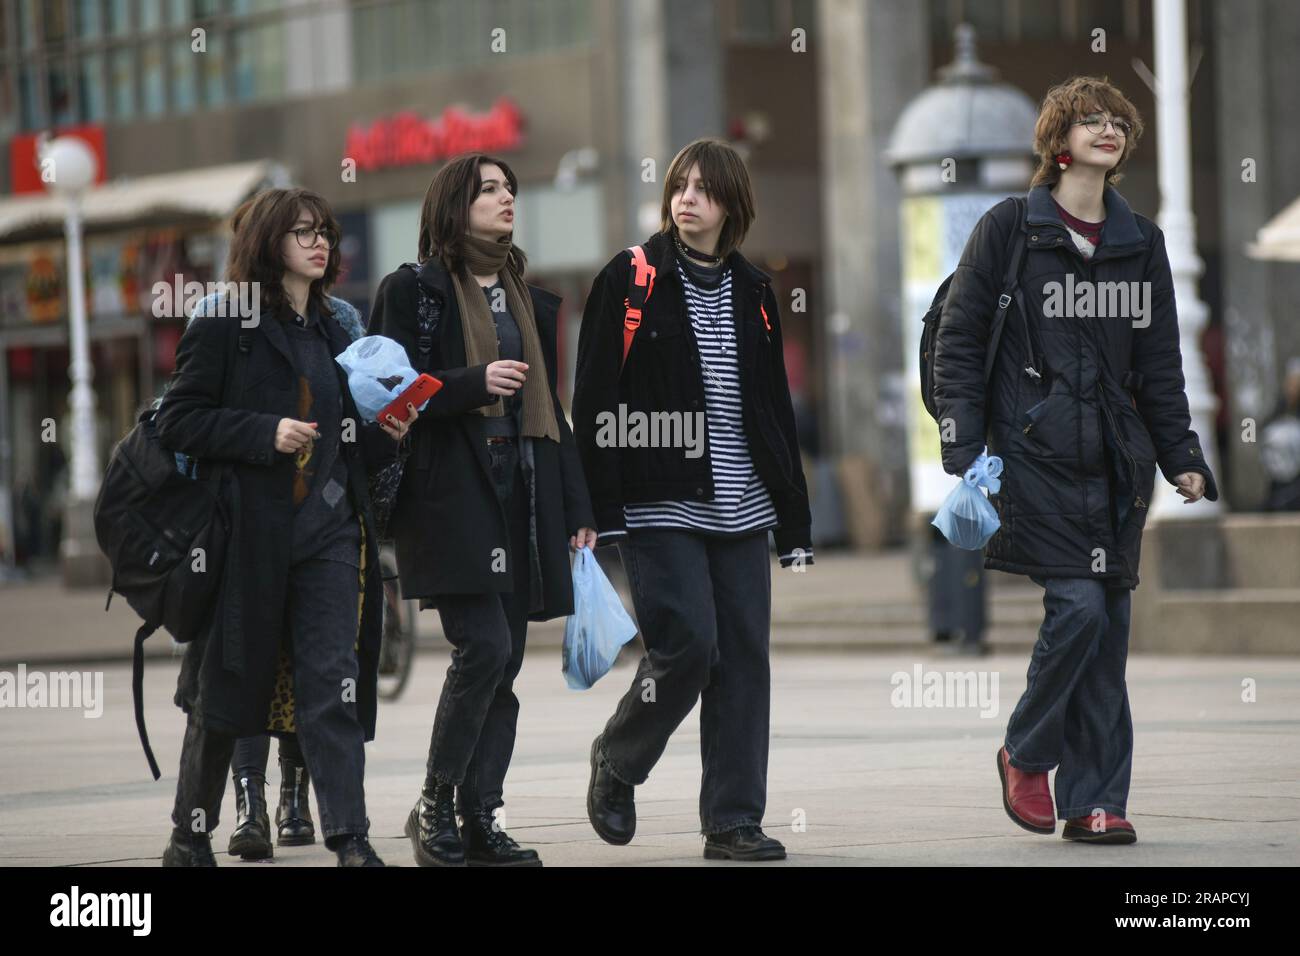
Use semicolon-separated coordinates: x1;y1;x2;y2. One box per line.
997;749;1056;835
404;807;467;867
702;842;786;862
228;829;273;860
1062;822;1137;845
587;738;635;846
276;828;315;847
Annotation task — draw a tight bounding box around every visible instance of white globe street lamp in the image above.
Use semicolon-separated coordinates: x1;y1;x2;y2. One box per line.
39;135;104;583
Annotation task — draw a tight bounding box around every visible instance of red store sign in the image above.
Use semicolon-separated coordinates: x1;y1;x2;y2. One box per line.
344;97;525;172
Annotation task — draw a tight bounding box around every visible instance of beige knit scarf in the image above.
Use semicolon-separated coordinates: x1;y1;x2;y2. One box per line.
448;234;559;442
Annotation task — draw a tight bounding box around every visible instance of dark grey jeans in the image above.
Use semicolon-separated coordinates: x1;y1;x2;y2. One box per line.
424;438;532;815
171;555;369;843
598;529;773;835
1003;574;1134;819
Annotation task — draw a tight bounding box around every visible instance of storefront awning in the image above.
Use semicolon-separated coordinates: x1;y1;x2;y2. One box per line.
0;160;289;242
1247;194;1300;262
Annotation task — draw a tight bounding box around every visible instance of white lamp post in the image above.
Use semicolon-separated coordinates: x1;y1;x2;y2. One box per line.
1151;0;1222;518
40;135;105;582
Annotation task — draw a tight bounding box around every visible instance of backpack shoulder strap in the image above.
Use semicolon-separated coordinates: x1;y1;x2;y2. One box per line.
983;197;1030;386
621;245;656;370
131;622;162;779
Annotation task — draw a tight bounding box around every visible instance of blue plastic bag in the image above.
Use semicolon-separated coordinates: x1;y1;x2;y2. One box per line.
562;548;638;690
335;335;432;422
931;449;1003;550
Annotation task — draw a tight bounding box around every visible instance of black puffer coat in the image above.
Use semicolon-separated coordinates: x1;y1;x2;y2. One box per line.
933;184;1218;589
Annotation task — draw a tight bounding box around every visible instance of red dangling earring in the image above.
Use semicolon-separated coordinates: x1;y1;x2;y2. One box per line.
1055;151;1073;171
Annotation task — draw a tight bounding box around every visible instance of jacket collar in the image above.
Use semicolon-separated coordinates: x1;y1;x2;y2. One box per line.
1025;183;1145;254
642;230;771;290
258;305;295;370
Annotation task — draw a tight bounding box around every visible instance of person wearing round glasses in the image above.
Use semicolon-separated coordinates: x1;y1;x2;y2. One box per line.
156;187;413;866
931;77;1218;846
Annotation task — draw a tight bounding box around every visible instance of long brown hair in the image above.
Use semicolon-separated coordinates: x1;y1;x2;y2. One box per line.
226;187;342;319
659;138;756;258
417;153;528;275
1030;76;1144;188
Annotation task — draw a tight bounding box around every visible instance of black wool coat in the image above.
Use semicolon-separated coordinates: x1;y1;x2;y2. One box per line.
932;184;1219;589
155;298;396;740
367;258;594;620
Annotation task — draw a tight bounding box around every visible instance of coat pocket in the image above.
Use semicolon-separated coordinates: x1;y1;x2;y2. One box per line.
1013;374;1076;460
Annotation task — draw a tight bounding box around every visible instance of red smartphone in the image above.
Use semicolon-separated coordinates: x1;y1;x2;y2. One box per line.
378;373;443;424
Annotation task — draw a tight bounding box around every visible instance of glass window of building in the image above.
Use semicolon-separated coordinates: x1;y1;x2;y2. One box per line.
202;30;226;107
48;62;74;125
171;37;197;112
18;0;40;49
19;64;44;129
110;46;135;118
140;0;164;32
108;0;132;35
232;21;284;102
142;41;166;114
79;53;107;121
43;0;69;44
76;0;103;37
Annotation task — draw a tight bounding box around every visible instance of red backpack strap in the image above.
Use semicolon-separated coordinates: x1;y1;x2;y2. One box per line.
621;245;656;370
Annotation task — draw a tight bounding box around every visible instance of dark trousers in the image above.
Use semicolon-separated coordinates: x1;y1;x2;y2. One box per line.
598;528;773;834
231;733;303;779
1004;575;1134;819
171;555;369;842
424;439;532;814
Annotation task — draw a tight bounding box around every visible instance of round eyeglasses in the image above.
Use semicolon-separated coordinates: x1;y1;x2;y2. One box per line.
1073;112;1133;138
287;226;338;250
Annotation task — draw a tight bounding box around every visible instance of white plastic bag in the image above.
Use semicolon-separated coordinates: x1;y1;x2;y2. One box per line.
335;335;431;422
562;549;638;690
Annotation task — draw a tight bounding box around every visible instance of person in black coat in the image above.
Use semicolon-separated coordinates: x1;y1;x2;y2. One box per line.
932;77;1218;846
573;139;814;862
368;154;595;867
156;188;413;867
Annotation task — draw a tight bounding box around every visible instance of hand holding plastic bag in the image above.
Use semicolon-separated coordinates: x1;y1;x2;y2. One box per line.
563;548;638;690
335;335;432;422
931;449;1003;550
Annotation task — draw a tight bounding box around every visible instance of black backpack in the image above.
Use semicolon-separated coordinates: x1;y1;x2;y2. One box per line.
94;329;252;779
918;197;1040;421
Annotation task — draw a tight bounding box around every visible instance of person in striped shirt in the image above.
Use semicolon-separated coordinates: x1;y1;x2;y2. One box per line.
573;138;814;861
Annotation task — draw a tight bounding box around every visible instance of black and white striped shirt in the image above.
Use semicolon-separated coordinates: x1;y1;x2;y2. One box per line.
623;258;779;535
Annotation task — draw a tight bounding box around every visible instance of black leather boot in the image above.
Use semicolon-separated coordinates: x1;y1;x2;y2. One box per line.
702;825;787;861
163;828;217;867
404;783;466;867
587;736;636;845
275;754;315;847
332;834;385;867
227;772;273;860
459;803;542;867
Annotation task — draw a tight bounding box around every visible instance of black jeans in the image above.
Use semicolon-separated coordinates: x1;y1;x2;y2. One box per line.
171;555;369;842
598;528;773;834
231;733;303;779
424;438;532;814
